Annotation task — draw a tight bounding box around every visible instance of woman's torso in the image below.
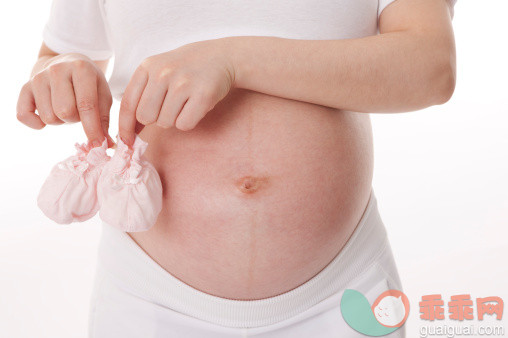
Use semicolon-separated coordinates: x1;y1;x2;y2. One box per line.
103;0;380;300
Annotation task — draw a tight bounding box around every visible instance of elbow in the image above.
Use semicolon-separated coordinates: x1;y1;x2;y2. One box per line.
396;50;456;112
433;65;456;105
429;53;457;106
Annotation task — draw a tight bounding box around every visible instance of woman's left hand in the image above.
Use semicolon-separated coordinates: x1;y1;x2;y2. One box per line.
119;38;236;145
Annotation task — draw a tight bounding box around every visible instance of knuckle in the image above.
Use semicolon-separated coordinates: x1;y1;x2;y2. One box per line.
72;59;86;68
156;119;172;129
172;76;191;94
120;99;134;113
16;111;26;123
140;57;153;70
47;63;66;78
55;108;76;120
31;72;46;85
191;87;216;113
41;114;60;125
21;82;31;92
155;68;172;84
136;117;149;125
133;66;148;81
136;111;157;125
76;99;96;113
55;109;70;120
72;59;92;71
38;115;49;124
100;114;110;126
46;113;60;124
18;82;32;99
197;87;215;105
175;118;194;131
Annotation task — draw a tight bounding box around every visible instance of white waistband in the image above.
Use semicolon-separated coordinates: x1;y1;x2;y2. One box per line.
96;189;389;328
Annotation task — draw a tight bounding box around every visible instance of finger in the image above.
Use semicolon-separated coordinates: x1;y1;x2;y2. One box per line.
31;75;64;125
72;67;105;147
174;96;211;131
156;90;188;129
97;76;114;148
119;69;148;146
16;82;45;129
135;79;167;126
49;74;80;123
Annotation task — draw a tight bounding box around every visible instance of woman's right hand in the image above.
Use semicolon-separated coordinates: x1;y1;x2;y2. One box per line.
16;53;114;147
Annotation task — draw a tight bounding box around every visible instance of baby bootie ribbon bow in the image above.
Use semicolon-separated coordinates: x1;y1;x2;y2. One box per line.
37;138;110;224
97;135;162;232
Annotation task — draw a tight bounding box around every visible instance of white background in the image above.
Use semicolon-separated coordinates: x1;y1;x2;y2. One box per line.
1;1;507;337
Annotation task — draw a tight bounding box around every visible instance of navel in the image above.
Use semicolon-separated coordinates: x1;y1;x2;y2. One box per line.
236;176;268;194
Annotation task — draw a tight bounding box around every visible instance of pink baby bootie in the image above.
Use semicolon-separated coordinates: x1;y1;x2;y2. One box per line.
97;134;163;232
37;138;110;224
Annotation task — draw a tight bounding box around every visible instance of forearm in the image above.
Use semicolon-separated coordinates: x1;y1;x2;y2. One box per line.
226;32;455;113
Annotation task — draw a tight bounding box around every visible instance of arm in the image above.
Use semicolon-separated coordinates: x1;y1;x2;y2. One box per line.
229;0;456;113
118;0;456;144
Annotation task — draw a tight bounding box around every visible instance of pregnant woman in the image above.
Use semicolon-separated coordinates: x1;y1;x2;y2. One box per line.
17;0;457;336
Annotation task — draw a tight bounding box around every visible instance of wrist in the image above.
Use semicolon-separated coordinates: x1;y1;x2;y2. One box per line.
31;53;97;78
220;36;252;90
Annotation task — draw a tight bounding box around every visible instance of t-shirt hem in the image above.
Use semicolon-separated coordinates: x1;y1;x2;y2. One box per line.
42;25;113;61
378;0;456;20
378;0;398;19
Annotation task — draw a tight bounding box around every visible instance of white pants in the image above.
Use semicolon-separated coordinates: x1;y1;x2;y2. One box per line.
88;190;405;337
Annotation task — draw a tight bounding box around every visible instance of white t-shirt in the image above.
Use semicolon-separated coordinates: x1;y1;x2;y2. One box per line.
43;0;457;100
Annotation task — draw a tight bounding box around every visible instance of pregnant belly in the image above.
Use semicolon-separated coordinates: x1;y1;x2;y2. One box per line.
128;88;374;300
